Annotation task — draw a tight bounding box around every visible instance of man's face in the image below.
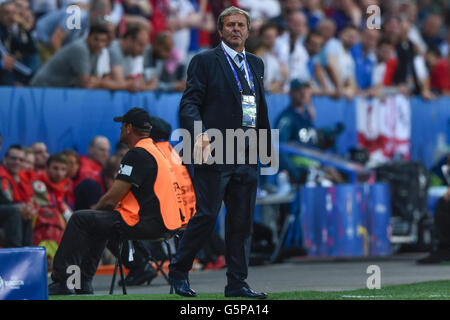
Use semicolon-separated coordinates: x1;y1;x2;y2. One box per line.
288;12;308;37
46;161;68;184
219;13;249;51
89;138;111;165
377;43;393;62
261;27;278;49
154;37;173;60
131;30;149;57
340;28;359;49
88;33;109;54
290;87;311;107
3;148;25;176
305;35;324;56
32;143;49;169
65;155;80;179
362;29;380;52
22;153;35;171
0;3;16;28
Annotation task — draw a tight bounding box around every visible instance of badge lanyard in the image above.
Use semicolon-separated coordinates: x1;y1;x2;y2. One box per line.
221;45;256;95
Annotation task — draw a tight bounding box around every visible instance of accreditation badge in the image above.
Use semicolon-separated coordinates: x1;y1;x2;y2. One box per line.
241;94;257;128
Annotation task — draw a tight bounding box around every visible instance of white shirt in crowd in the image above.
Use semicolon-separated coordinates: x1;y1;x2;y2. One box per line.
260;51;284;91
237;0;281;20
170;0;195;61
274;32;310;91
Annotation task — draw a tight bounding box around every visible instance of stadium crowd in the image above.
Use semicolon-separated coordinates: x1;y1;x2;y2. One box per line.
0;0;448;97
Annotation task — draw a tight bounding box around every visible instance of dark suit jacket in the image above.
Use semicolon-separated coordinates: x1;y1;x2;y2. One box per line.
179;45;272;170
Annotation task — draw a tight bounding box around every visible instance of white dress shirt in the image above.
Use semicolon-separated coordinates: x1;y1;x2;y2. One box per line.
221;41;252;89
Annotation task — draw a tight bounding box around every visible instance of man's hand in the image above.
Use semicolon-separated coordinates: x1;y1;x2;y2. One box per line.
19;203;37;220
173;80;186;92
443;187;450;201
1;55;15;71
193;133;211;164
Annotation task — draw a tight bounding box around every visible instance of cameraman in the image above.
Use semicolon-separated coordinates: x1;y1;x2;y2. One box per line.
275;79;317;184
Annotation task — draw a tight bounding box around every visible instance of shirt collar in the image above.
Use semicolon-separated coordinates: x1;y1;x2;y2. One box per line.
221;41;246;61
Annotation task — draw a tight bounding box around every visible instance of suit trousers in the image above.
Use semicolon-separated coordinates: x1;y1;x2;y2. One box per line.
169;164;258;291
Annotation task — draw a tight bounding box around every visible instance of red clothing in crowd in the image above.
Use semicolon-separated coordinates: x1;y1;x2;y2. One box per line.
36;172;74;212
73;155;103;188
382;57;398;86
0;165;33;203
430;58;450;92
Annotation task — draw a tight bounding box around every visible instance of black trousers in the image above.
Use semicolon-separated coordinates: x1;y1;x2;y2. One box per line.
434;196;450;250
52;210;165;285
0;205;32;247
169;165;258;291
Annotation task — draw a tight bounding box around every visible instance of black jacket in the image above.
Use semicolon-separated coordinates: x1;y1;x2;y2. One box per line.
179;45;272;170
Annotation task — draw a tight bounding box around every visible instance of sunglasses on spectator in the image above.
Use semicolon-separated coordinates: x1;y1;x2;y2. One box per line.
7;155;24;162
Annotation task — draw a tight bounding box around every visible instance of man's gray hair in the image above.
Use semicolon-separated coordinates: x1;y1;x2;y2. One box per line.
217;6;251;31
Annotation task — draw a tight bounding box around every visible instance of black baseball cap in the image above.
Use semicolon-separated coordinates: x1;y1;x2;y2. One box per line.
114;107;152;132
290;79;310;91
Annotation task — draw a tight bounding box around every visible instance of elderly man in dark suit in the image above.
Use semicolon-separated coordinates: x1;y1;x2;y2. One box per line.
169;6;272;299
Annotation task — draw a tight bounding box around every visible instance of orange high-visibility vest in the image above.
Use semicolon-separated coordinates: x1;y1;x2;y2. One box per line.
156;141;196;222
114;138;191;230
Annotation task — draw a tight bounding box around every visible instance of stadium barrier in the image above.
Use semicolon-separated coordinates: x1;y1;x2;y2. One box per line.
0;246;48;300
297;183;391;257
1;87;449;170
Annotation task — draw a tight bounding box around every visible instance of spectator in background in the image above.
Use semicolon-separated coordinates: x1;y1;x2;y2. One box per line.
314;18;339;95
30;22;109;88
35;0;111;64
269;0;301;35
253;22;287;93
0;145;36;246
62;149;80;180
38;153;74;221
119;0;152;33
275;79;316;184
0;0;38;86
74;154;121;211
74;135;111;188
238;0;280;21
0;136;31;248
31;0;59;20
303;31;325;93
22;148;36;171
370;37;398;97
398;0;427;55
114;142;129;157
30;142;49;172
421;13;444;50
143;31;186;92
391;16;434;100
95;18;116;79
301;0;324;30
425;46;450;95
274;11;309;91
440;30;450;57
330;0;362;33
316;23;359;99
351;28;379;92
98;24;150;91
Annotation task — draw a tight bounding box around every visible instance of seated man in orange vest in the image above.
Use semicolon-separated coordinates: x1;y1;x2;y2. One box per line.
48;107;192;295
